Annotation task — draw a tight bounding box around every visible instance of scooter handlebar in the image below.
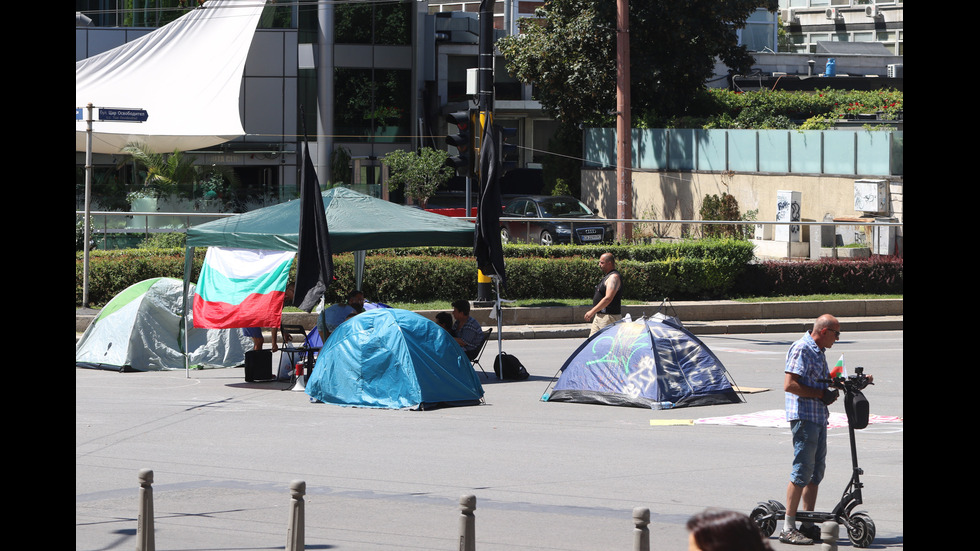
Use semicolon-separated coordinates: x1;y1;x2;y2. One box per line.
819;366;873;391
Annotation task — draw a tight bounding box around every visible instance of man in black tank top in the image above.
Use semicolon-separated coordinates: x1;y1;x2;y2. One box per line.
584;252;623;336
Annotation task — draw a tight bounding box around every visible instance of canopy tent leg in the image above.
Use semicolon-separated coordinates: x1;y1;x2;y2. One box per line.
182;246;195;378
354;250;366;291
492;275;503;379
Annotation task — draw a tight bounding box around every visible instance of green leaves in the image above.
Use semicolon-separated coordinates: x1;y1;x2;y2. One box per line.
498;0;776;125
382;148;454;208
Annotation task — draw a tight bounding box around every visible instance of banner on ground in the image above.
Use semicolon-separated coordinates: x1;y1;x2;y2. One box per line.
192;247;294;329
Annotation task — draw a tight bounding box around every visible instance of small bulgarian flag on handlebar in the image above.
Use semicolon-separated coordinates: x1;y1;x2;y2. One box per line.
830;355;847;378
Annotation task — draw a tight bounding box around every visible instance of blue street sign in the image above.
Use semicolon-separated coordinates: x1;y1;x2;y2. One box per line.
98;108;148;122
76;107;83;121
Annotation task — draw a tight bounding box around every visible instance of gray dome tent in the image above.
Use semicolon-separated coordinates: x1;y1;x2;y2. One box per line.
76;278;251;372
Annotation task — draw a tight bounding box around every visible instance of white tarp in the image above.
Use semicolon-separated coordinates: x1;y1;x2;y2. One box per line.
75;0;267;154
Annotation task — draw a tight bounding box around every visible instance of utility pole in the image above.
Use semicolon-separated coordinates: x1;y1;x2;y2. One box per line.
616;0;632;242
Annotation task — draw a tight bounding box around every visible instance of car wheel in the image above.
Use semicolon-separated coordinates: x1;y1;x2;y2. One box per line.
500;227;510;244
539;230;554;246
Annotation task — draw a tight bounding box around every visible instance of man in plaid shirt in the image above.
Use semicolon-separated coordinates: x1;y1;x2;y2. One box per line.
780;314;841;545
451;299;484;360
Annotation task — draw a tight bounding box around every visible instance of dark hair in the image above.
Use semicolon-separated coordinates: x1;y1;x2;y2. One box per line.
686;510;773;551
451;300;470;315
435;312;453;330
348;289;364;300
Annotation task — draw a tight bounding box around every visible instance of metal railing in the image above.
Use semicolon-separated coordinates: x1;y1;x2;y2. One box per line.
77;210;903;257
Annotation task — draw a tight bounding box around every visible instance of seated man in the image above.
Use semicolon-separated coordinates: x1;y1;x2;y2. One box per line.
317;289;366;337
451;299;483;360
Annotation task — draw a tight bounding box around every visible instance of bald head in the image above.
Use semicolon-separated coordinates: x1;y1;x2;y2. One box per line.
811;314;840;349
599;252;616;274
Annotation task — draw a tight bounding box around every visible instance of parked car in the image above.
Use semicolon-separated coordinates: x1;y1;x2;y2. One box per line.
500;195;615;245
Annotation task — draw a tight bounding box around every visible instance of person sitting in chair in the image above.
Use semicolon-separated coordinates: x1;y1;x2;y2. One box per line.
435;312;454;334
450;299;483;360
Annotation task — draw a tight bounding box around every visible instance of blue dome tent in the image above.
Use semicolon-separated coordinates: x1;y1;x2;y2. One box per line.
305;308;484;410
545;315;742;409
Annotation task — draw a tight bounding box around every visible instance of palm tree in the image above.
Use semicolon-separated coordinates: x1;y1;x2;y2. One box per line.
121;142;239;201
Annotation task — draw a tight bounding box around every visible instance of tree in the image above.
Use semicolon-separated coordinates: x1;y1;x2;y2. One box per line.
497;0;777;127
121;142;240;201
382;148;454;208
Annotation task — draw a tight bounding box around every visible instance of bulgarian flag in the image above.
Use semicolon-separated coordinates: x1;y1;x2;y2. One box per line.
192;247;295;329
830;354;847;378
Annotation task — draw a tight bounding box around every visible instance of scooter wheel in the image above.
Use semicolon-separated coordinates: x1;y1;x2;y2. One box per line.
750;504;777;537
848;512;876;548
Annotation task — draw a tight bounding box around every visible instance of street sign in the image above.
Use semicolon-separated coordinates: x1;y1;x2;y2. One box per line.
98;108;148;122
76;107;83;121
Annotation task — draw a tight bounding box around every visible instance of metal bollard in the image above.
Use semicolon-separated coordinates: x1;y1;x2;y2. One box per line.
286;480;306;551
820;521;839;551
137;468;155;551
458;494;476;551
632;507;650;551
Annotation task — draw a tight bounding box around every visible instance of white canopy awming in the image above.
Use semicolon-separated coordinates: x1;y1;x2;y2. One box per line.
75;0;267;154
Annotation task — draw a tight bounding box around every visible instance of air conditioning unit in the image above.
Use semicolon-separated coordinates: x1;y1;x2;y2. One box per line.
780;8;799;24
825;8;843;20
865;6;881;18
887;64;903;78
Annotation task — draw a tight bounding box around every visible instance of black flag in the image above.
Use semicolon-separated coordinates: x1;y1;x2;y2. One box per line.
293;140;334;312
475;121;505;284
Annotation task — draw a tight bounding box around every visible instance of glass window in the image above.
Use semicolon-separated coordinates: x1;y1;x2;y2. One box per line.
334;68;411;143
335;0;411;45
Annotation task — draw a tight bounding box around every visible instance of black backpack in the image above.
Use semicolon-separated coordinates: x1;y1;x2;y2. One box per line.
493;352;530;381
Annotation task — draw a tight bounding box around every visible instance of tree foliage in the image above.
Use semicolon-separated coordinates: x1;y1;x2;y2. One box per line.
121;142;240;200
382;148;454;208
497;0;778;126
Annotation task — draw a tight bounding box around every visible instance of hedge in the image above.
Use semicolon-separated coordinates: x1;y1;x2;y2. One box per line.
76;242;902;307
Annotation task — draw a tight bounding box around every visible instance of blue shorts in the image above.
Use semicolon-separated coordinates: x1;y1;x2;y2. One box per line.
790;419;827;487
242;327;263;338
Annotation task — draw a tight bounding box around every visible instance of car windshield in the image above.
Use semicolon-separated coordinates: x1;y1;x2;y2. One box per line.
538;198;594;218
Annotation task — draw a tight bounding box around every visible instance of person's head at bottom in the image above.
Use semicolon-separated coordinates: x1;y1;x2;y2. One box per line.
687;509;773;551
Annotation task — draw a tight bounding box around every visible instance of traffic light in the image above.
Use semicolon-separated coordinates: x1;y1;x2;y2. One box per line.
495;124;518;175
446;110;475;177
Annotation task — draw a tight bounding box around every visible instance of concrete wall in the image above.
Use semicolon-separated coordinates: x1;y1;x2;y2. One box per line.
581;170;903;246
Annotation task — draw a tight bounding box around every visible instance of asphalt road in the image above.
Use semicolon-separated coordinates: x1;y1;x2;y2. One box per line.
76;330;903;550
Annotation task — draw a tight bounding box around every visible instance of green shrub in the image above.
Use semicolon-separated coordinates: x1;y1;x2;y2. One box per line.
76;241;901;307
734;257;903;297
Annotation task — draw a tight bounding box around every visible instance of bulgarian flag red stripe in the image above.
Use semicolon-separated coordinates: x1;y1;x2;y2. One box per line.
830;355;846;378
192;247;295;329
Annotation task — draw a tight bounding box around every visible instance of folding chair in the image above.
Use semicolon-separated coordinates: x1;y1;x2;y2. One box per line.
278;324;321;381
469;327;493;379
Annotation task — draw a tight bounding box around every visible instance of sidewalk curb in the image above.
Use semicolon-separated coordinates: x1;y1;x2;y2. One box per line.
76;299;902;339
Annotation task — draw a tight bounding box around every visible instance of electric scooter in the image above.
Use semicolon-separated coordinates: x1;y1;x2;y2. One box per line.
750;367;876;547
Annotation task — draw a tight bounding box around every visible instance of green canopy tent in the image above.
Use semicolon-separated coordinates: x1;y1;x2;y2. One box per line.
179;187;476;374
186;187;475;253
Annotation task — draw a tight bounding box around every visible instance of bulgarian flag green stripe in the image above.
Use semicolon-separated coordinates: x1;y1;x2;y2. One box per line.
193;247;295;329
830;354;846;378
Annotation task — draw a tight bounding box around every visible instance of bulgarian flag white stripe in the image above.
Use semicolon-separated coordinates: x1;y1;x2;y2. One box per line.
830;354;846;378
192;247;295;329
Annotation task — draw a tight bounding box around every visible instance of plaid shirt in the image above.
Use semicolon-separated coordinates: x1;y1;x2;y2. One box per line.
784;332;830;425
453;316;483;352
